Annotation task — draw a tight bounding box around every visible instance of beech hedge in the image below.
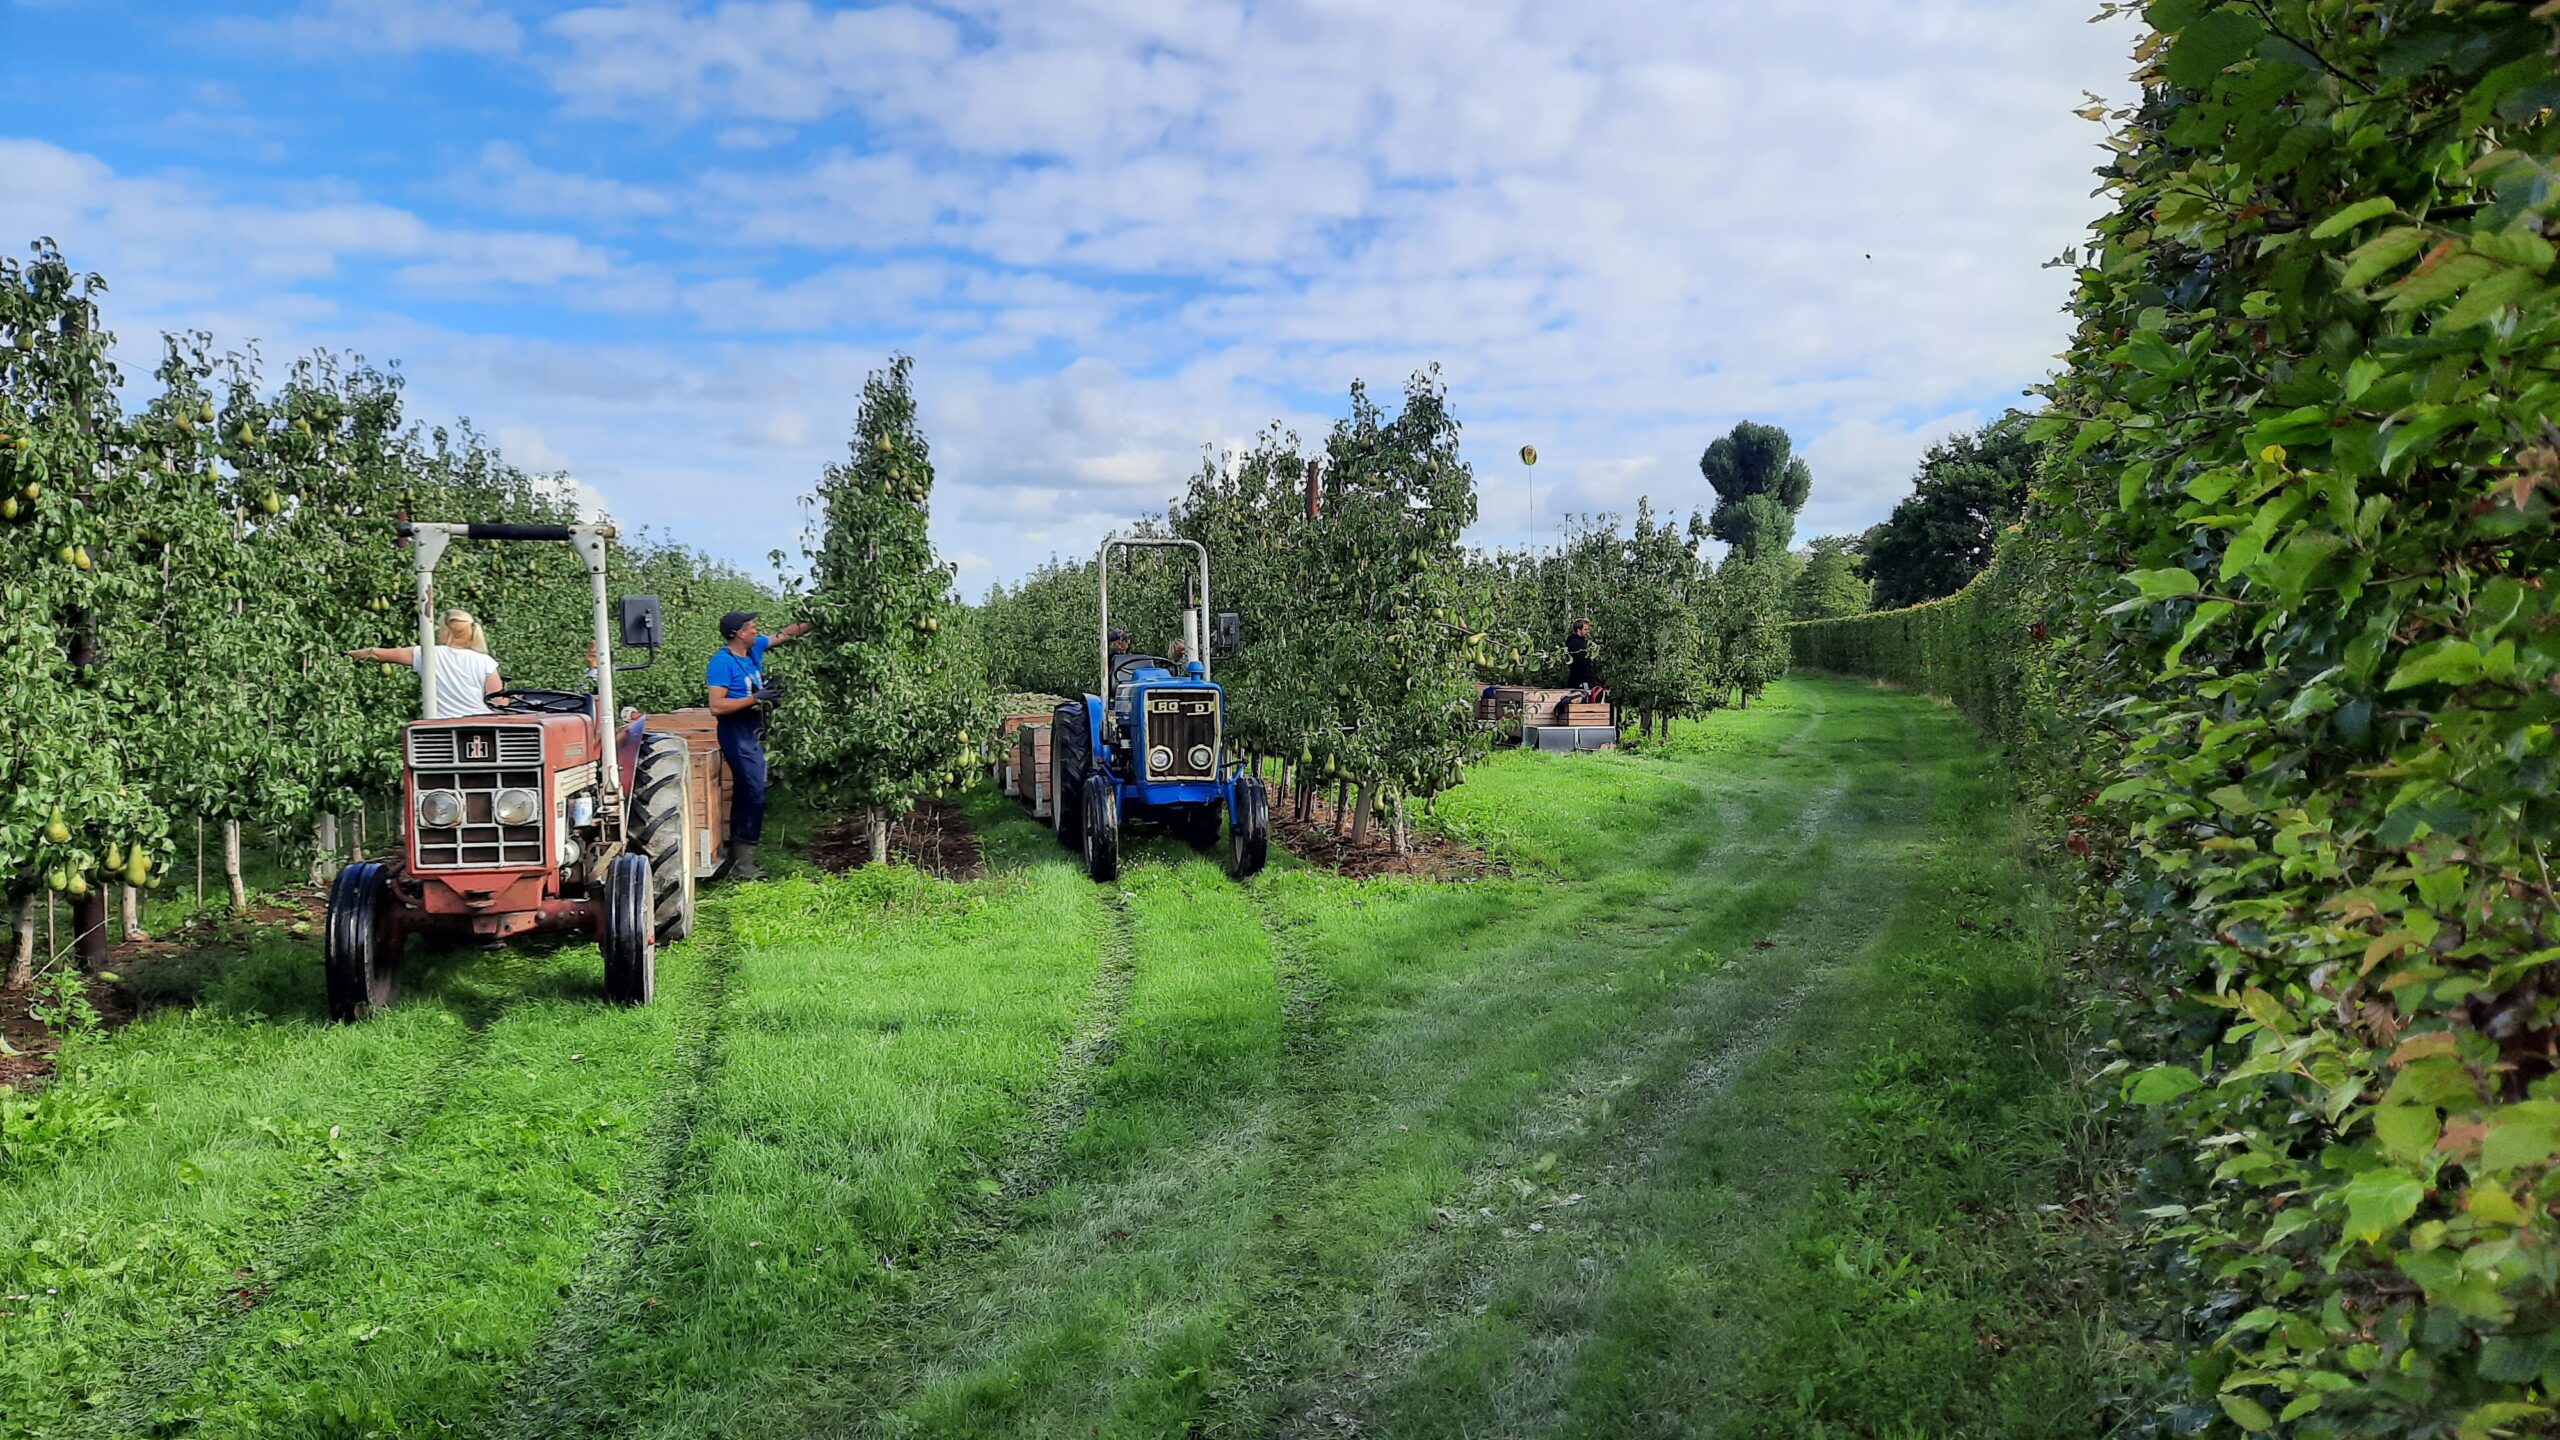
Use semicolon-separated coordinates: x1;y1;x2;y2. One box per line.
1798;4;2560;1434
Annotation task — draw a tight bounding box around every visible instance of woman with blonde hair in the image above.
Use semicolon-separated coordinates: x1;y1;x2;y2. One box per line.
348;609;507;718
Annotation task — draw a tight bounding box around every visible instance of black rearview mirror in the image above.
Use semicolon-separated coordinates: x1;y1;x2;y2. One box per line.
1214;611;1242;656
619;595;663;651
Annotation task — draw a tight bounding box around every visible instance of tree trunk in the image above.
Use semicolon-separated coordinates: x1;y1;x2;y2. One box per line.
195;816;206;909
1391;793;1409;854
1333;780;1349;834
224;819;248;914
310;812;341;887
74;892;109;969
122;883;148;944
1350;781;1378;845
869;810;889;866
9;894;33;989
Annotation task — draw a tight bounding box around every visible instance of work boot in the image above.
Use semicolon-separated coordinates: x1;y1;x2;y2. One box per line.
727;841;764;882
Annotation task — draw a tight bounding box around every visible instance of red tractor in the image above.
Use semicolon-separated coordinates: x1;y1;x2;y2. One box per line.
323;520;716;1021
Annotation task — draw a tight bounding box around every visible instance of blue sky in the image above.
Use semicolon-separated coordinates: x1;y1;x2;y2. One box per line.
2;0;2135;590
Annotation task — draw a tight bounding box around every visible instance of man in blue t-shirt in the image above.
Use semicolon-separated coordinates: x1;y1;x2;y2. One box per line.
706;610;811;880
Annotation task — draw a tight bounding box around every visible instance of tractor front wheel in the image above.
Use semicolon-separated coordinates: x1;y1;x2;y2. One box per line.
1082;775;1120;883
1227;777;1270;880
602;852;657;1006
632;732;696;942
324;861;402;1023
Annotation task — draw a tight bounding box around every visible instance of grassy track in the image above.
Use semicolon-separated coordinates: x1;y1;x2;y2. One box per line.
2;678;2117;1437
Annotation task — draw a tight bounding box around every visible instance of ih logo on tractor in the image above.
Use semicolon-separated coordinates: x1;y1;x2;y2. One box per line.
465;735;491;762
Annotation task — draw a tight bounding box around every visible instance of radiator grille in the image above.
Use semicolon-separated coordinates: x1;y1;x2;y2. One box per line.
408;723;547;869
408;725;543;768
1141;689;1219;781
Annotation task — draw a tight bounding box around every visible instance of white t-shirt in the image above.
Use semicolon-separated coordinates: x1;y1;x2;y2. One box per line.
413;647;501;719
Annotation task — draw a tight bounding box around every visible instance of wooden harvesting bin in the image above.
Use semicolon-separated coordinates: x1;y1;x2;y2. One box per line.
995;709;1051;794
1476;686;1585;729
1012;723;1055;819
639;707;734;879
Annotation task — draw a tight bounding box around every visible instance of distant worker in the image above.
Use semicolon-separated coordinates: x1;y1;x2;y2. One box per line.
348;609;505;719
1566;617;1597;691
706;610;812;881
1110;628;1132;658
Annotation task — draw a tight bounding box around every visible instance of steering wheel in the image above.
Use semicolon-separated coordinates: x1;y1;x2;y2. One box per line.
1112;654;1166;688
487;688;592;715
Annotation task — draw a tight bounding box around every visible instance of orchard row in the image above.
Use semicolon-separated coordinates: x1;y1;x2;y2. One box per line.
0;242;769;976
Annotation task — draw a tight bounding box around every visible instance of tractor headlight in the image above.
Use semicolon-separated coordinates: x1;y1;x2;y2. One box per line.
1189;744;1213;771
1149;745;1173;774
418;790;463;828
493;788;541;826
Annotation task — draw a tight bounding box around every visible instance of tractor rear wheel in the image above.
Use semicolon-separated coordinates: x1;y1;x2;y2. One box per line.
632;732;695;942
324;860;401;1023
1082;774;1120;883
602;852;656;1006
1227;777;1270;880
1054;758;1084;848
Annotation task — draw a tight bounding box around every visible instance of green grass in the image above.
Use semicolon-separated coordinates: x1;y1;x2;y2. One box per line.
0;679;2126;1438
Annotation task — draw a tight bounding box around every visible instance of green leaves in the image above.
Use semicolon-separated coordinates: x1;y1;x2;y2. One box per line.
2384;638;2482;691
2341;227;2430;289
1815;6;2560;1433
2339;1168;2425;1243
782;355;993;822
2128;1064;2202;1104
2103;567;2200;615
2480;1101;2560;1174
2311;196;2398;239
2161;7;2266;90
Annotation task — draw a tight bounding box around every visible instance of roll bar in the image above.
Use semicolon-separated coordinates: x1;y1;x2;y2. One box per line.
1097;534;1211;695
401;519;626;811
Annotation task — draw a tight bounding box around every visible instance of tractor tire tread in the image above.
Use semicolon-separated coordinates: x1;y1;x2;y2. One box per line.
632;734;693;942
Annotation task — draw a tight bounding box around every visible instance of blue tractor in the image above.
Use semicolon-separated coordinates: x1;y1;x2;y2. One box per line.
1052;535;1270;883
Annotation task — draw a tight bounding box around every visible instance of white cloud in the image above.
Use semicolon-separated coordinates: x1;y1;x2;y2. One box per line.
1;0;2139;584
0;139;639;312
457;142;674;223
215;0;523;56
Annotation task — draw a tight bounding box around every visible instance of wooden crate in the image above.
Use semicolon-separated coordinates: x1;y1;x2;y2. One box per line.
644;707;732;878
1014;724;1054;818
1557;702;1615;726
1476;686;1578;727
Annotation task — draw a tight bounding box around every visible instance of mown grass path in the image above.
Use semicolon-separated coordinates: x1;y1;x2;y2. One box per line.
1;679;2115;1439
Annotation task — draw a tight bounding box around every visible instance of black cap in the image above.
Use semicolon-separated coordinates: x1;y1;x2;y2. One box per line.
720;610;759;640
1109;628;1129;643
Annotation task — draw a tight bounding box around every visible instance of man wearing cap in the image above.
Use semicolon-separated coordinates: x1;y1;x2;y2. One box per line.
707;610;811;880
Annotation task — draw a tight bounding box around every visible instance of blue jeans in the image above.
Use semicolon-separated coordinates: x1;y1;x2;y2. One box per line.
719;718;768;844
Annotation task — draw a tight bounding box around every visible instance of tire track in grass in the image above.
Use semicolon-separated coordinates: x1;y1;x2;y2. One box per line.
1305;688;1964;1438
782;854;1284;1438
991;887;1138;1203
760;878;1142;1437
485;906;741;1440
519;862;1112;1440
27;947;521;1440
1204;689;1949;1436
119;937;710;1439
754;874;1141;1437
